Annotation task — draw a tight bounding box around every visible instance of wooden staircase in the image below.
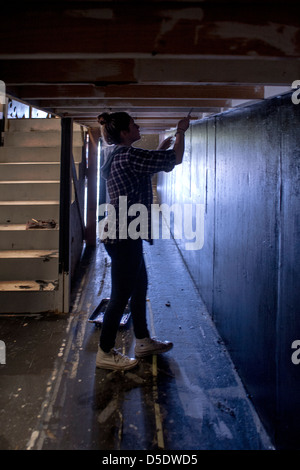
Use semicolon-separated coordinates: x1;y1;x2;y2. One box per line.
0;118;83;313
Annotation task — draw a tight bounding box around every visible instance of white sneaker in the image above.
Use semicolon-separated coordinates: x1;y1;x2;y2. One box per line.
135;337;173;358
96;347;139;370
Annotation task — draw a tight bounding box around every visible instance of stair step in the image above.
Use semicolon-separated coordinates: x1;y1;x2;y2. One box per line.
0;181;60;200
0;286;59;313
0;146;82;163
7;118;83;133
4;130;61;147
0;280;58;291
0;224;59;250
0;162;61;181
3;130;83;147
7;118;61;132
0;162;79;181
0;249;59;281
0;201;59;224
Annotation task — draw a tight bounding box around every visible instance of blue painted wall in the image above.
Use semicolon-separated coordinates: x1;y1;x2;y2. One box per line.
157;92;300;449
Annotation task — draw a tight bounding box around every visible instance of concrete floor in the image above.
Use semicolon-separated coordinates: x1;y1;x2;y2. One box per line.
0;235;274;451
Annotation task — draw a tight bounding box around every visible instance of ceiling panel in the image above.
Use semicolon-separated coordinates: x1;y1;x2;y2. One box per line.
0;1;297;131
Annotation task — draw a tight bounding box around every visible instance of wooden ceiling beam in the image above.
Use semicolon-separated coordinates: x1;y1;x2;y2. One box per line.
2;2;296;131
73;117;220;131
6;85;99;100
1;2;299;58
6;83;263;103
136;58;299;87
1;60;136;85
61;109;223;117
3;56;299;88
67;84;264;100
30;99;232;109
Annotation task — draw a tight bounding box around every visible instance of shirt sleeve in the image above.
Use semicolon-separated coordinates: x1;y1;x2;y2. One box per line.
128;147;176;175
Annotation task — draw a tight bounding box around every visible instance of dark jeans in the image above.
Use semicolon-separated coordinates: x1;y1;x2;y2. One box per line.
100;238;150;352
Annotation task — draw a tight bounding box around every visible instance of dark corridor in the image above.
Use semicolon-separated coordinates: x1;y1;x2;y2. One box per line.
0;236;273;451
0;1;300;452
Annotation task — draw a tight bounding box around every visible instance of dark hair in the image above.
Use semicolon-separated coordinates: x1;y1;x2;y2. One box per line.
98;112;132;145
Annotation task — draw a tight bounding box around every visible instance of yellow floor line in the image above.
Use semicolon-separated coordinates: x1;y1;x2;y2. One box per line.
147;298;156;338
148;298;165;449
152;354;165;449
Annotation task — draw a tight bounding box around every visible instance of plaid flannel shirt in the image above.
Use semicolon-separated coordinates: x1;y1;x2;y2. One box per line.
102;145;176;243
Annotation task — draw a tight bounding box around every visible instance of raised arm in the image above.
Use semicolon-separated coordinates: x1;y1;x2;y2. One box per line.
173;117;190;165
